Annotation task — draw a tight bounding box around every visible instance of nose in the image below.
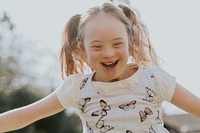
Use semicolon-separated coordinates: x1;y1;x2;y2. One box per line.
102;47;115;58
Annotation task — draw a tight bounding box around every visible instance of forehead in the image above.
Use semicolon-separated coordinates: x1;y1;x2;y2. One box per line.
83;13;128;42
84;12;125;30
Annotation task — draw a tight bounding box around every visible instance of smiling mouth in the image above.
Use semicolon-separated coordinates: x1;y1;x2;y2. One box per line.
101;60;119;68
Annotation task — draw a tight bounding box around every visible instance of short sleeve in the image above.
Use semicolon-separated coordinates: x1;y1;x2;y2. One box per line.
55;75;79;108
152;66;176;103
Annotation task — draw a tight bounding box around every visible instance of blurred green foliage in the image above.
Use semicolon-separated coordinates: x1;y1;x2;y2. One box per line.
0;88;82;133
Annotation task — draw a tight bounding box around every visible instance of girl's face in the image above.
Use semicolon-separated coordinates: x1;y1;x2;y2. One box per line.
83;13;130;82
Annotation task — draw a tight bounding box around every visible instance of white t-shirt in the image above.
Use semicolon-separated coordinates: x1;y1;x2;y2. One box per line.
55;64;176;133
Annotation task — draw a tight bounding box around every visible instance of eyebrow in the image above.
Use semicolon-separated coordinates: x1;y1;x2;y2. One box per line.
90;37;124;44
90;40;102;44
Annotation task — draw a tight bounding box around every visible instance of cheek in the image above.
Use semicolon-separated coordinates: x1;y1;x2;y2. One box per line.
85;50;99;64
118;49;130;63
90;52;99;60
119;47;129;57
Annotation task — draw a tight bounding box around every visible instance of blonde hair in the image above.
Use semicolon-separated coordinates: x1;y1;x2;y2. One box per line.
60;3;158;78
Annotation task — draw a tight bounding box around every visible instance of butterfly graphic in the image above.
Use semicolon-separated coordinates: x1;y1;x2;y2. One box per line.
79;97;91;112
139;107;153;122
119;100;137;111
91;99;111;117
155;110;162;124
150;74;155;78
80;77;89;90
95;117;114;133
86;122;94;133
148;126;156;133
143;87;156;102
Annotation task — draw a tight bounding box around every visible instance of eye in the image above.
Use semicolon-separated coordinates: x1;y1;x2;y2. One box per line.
113;42;122;48
91;45;102;50
94;45;101;48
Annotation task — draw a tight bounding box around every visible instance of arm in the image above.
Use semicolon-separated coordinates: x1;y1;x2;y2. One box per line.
0;91;64;132
171;83;200;117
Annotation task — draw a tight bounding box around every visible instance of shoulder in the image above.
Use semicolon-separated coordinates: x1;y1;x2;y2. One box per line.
143;64;176;87
56;73;92;91
144;64;176;102
65;73;90;81
55;73;92;108
144;64;174;79
62;73;91;85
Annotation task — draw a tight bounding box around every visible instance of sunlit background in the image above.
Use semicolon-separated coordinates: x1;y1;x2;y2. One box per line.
1;0;200;116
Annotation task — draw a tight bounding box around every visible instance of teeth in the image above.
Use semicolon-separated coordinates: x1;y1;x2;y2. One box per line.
101;60;118;67
104;62;114;65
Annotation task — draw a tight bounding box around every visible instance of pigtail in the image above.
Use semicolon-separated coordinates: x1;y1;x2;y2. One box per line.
118;4;158;66
60;14;84;78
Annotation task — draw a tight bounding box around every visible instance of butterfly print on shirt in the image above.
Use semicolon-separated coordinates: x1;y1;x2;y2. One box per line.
86;121;94;133
139;107;153;122
91;99;111;117
148;126;156;133
79;97;91;113
150;74;155;78
155;110;162;124
95;116;114;133
126;130;134;133
80;77;89;90
119;100;137;111
143;87;156;102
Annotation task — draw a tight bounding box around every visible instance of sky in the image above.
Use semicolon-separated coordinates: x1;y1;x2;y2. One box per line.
1;0;200;115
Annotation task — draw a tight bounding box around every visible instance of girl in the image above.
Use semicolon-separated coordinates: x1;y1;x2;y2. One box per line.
0;2;200;133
